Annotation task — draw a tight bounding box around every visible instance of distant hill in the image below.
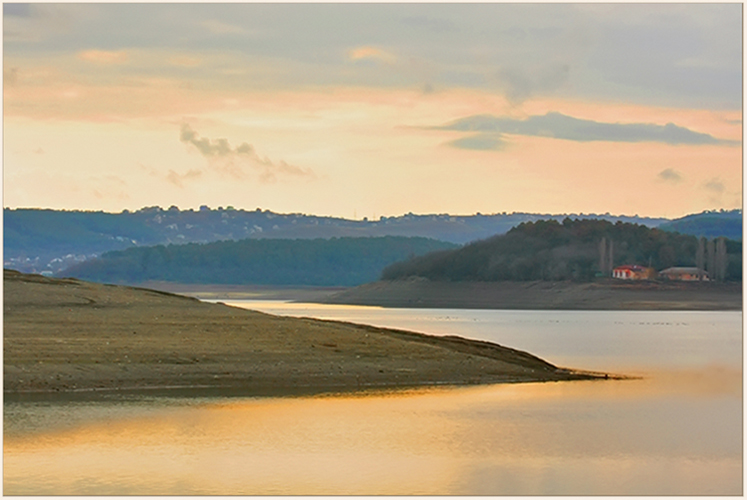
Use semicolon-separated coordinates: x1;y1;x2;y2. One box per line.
3;206;668;275
657;209;742;240
59;236;458;287
382;218;742;282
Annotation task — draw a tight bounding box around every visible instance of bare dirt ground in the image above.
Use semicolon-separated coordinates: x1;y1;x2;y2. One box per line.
4;270;606;399
319;278;743;310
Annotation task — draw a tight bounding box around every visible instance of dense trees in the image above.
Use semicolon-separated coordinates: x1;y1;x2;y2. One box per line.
4;206;673;274
60;236;458;286
382;218;742;282
6;207;741;277
657;209;742;240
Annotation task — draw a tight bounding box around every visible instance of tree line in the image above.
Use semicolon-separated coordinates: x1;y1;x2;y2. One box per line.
381;218;742;282
59;236;458;286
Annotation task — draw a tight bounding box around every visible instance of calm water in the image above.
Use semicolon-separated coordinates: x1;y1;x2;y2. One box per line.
4;303;742;495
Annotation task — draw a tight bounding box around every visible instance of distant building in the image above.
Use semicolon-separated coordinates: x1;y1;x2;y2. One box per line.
612;265;655;280
659;267;709;281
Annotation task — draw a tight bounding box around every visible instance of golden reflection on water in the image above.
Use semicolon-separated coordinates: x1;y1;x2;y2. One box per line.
4;369;742;496
5;389;466;495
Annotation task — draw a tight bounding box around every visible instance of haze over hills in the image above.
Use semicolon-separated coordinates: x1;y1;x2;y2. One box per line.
3;206;740;277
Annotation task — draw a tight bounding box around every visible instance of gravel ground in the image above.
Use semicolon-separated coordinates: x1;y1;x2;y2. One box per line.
4;270;604;399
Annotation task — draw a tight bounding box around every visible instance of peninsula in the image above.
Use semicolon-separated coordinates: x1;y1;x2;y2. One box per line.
4;270;604;399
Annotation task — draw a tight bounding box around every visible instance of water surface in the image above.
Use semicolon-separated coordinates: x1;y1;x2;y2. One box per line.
4;305;742;495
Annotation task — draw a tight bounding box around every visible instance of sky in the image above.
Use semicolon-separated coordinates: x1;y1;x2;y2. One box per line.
3;2;743;219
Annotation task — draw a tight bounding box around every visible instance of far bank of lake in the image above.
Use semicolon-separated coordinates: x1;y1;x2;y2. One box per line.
148;279;743;311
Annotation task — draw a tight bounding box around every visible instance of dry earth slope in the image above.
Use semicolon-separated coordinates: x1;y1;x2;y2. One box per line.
3;270;607;398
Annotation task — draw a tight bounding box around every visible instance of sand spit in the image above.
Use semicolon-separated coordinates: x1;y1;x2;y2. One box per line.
4;270;607;399
320;278;743;310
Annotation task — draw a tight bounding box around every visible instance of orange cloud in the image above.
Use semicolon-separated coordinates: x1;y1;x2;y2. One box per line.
348;46;397;64
77;50;129;64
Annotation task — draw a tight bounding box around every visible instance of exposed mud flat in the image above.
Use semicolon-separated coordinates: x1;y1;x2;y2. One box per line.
4;270;606;399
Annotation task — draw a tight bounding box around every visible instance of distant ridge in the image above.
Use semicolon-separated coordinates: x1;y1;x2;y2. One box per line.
6;206;736;277
657;209;742;240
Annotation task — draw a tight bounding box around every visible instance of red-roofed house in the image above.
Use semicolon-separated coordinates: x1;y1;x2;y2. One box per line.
612;265;655;280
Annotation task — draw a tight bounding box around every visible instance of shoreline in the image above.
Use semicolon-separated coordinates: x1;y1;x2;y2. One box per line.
5;372;615;403
132;279;742;311
4;270;609;400
316;279;743;311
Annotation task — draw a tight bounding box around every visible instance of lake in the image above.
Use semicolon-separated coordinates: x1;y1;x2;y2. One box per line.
4;303;742;495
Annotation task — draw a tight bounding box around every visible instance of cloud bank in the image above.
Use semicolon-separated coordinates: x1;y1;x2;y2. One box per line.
438;112;737;150
180;124;314;183
4;4;741;110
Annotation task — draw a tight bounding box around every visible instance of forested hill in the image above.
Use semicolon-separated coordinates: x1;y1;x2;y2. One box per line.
59;236;458;287
6;206;739;277
657;209;742;240
4;206;668;275
382;219;742;282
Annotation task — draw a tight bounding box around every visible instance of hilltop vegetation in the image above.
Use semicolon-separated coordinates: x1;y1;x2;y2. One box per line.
6;206;740;279
382;218;742;282
4;206;668;275
60;236;458;286
657;209;742;240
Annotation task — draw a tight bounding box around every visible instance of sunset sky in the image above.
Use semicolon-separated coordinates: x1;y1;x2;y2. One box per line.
3;3;743;219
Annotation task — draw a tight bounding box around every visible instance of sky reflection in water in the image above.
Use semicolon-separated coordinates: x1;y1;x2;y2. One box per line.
4;307;742;495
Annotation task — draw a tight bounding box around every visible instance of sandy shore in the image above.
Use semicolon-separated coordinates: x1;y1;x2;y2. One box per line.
318;278;743;310
4;270;606;400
